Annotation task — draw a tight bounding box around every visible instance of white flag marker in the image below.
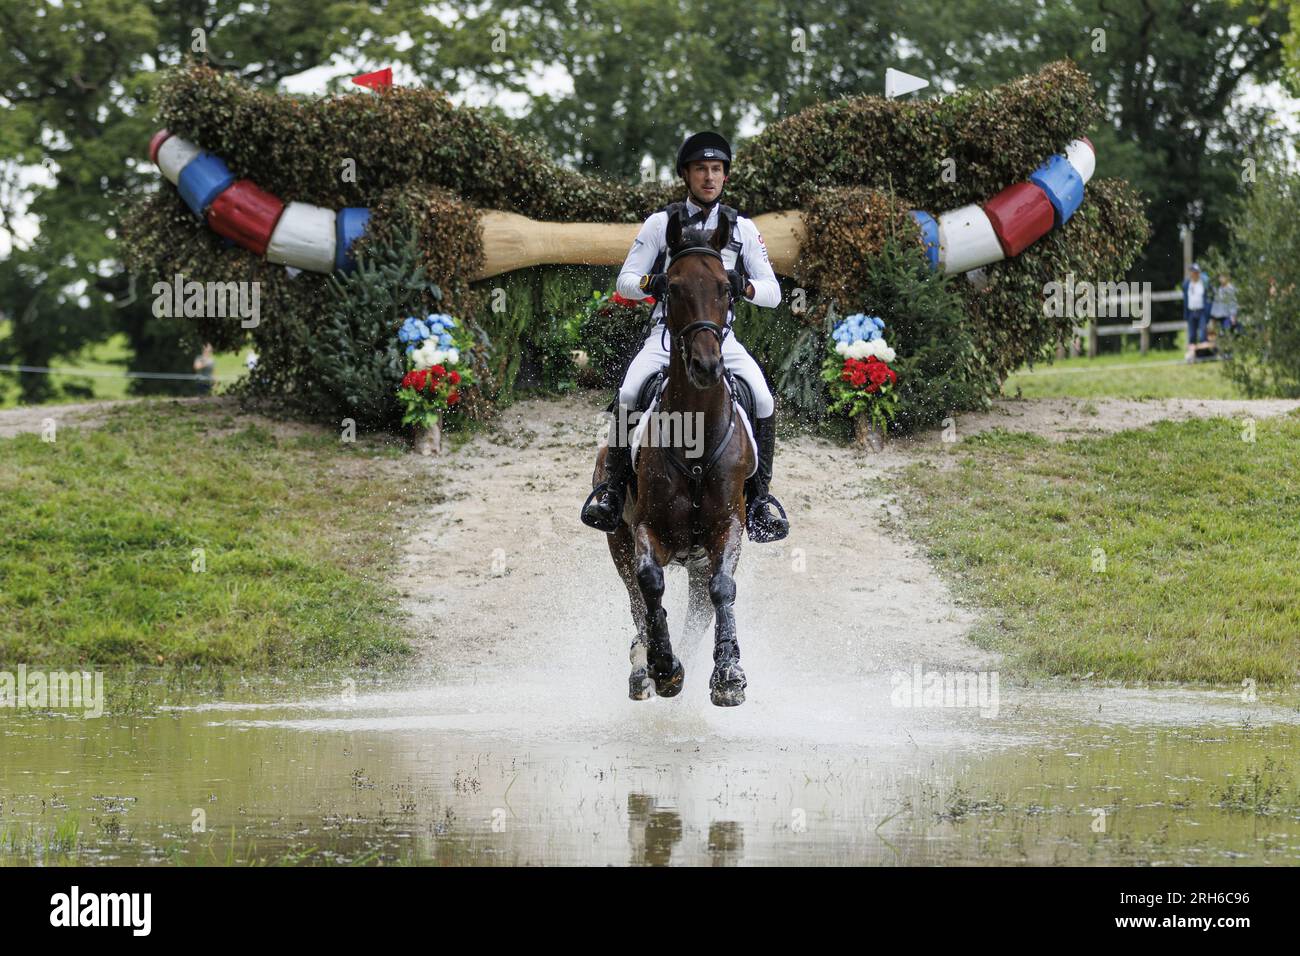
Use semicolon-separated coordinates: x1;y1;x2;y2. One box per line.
885;68;929;99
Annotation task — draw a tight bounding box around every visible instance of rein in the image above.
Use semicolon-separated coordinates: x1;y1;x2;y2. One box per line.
652;243;742;541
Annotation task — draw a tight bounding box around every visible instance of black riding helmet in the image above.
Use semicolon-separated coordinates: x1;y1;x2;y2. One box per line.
676;131;731;177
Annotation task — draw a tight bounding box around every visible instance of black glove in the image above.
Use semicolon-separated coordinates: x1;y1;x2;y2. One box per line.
726;270;748;301
640;273;668;297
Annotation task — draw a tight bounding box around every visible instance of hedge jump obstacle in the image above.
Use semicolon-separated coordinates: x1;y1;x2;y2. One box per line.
149;129;1096;281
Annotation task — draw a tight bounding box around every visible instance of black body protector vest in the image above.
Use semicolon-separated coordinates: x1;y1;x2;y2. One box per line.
650;200;748;286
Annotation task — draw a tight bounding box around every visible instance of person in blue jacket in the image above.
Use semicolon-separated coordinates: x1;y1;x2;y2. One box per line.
1210;272;1239;336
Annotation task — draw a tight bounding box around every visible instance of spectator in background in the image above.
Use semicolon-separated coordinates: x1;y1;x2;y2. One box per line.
1210;272;1239;335
193;343;215;395
1183;263;1209;363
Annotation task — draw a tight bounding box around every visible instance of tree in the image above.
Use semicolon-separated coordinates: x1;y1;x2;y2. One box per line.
360;0;1288;290
0;0;363;402
346;0;1026;182
0;0;156;400
1274;0;1300;94
1220;158;1300;396
928;0;1290;286
3;0;1287;403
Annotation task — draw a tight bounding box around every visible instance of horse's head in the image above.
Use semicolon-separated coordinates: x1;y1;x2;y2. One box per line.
664;209;732;389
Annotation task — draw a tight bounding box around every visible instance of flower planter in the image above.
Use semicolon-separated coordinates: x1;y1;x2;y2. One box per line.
398;316;469;454
412;416;442;456
853;414;886;452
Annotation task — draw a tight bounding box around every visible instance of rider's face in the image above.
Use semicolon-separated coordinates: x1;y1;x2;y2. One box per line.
685;160;725;203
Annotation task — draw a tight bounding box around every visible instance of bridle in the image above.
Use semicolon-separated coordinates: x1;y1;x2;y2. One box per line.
658;244;735;363
651;242;742;537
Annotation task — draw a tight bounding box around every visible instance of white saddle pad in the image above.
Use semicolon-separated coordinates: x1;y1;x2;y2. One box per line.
628;379;757;479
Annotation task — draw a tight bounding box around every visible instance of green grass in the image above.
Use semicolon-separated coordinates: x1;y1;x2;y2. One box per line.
0;320;248;408
0;400;422;669
0;813;83;862
1004;340;1247;400
895;412;1300;683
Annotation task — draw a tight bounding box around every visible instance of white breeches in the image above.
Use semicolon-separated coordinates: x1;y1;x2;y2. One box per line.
615;322;775;420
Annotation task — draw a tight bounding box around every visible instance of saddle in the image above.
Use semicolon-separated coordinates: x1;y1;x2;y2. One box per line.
614;368;757;506
607;366;755;422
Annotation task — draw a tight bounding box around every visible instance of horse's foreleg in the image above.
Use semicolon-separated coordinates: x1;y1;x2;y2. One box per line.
633;524;684;699
707;520;747;707
608;519;653;699
682;560;715;660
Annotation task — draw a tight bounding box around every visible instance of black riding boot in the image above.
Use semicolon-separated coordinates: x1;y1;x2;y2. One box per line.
744;413;789;542
581;441;634;533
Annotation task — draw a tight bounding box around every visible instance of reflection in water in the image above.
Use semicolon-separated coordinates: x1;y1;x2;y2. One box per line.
707;821;744;867
627;793;683;866
1;673;1299;865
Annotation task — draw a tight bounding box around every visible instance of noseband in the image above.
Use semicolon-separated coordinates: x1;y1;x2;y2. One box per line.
660;245;735;362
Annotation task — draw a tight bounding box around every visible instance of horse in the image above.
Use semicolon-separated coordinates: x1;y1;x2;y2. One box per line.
590;209;756;706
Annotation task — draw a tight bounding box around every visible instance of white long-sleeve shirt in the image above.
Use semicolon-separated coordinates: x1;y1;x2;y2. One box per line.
616;196;781;322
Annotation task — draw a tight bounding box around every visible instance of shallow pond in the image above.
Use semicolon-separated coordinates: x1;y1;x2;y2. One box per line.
3;659;1299;865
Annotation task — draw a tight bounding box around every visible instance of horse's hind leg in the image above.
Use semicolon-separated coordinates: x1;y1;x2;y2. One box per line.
707;521;747;707
633;525;684;699
608;520;654;700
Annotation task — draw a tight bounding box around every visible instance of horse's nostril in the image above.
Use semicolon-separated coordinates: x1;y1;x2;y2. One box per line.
691;357;719;381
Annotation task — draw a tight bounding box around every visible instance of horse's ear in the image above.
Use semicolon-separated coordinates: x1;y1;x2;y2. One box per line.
710;212;731;253
666;210;682;251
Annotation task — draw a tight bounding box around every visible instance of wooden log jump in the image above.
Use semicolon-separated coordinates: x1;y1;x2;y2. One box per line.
473;210;808;281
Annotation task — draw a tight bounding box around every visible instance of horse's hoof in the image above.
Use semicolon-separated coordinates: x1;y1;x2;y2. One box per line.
709;664;746;707
629;667;654;701
650;656;684;698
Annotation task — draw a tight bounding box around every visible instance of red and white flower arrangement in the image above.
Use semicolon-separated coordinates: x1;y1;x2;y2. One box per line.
821;313;900;436
396;314;473;439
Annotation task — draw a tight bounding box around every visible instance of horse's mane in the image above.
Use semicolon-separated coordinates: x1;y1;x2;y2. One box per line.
669;226;720;259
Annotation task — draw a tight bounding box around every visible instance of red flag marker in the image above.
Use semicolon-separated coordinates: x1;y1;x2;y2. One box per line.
352;68;393;91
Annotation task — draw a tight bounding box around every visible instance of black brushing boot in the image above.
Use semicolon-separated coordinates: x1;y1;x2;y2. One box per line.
744;413;789;542
581;441;633;533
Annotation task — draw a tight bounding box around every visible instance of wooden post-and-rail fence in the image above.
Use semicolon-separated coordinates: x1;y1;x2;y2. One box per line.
1061;223;1196;358
1065;289;1185;357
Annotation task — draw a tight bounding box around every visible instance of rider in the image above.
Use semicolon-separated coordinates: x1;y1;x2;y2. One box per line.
580;131;790;543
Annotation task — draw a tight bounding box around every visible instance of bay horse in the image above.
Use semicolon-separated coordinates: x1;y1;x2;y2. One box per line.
591;210;755;706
